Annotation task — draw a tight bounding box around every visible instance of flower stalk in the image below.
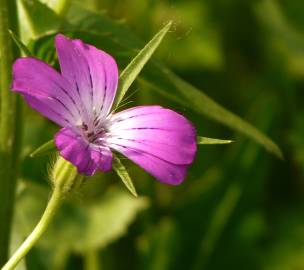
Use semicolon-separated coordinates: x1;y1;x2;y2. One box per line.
1;157;84;270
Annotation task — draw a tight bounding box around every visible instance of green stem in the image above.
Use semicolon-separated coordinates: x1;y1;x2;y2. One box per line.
0;0;14;147
1;187;63;270
0;0;21;266
84;250;100;270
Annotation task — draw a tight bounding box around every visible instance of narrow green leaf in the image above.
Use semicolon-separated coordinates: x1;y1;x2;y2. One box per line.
138;66;283;159
8;29;32;56
113;21;172;109
197;136;233;145
112;155;138;197
30;139;56;158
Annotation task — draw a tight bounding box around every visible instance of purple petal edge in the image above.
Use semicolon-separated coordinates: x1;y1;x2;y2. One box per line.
11;57;78;127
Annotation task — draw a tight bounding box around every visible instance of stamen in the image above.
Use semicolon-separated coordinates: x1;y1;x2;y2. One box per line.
82;123;88;131
80;119;108;146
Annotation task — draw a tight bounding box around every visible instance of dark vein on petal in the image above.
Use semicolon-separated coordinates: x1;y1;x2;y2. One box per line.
38;98;70;124
110;137;184;147
87;64;94;109
74;79;89;119
111;112;160;124
51;96;76;121
53;81;82;117
115;127;166;131
99;61;107;115
109;143;190;165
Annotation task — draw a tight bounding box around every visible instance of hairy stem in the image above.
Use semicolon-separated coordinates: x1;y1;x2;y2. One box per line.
1;187;63;270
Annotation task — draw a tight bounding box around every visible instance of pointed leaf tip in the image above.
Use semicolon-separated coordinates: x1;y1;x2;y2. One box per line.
164;20;173;30
113;155;138;197
8;30;32;56
113;21;172;109
30;139;56;158
197;136;234;145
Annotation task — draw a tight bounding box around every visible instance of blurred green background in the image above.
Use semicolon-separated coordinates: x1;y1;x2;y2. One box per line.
10;0;304;269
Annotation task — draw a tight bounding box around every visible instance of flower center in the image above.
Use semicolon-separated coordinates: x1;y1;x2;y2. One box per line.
81;121;108;145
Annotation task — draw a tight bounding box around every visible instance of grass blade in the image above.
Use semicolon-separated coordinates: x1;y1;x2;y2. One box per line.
139;66;283;159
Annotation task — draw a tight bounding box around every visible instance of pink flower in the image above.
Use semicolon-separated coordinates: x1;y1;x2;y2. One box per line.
11;34;197;185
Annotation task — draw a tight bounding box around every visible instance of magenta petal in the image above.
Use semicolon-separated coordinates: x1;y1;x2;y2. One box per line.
108;106;197;165
55;128;95;175
12;57;79;127
55;34;118;119
90;147;113;172
107;106;197;184
55;128;113;176
110;146;188;185
23;94;70;127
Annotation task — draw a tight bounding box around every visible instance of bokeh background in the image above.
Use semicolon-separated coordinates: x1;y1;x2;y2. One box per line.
11;0;304;269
